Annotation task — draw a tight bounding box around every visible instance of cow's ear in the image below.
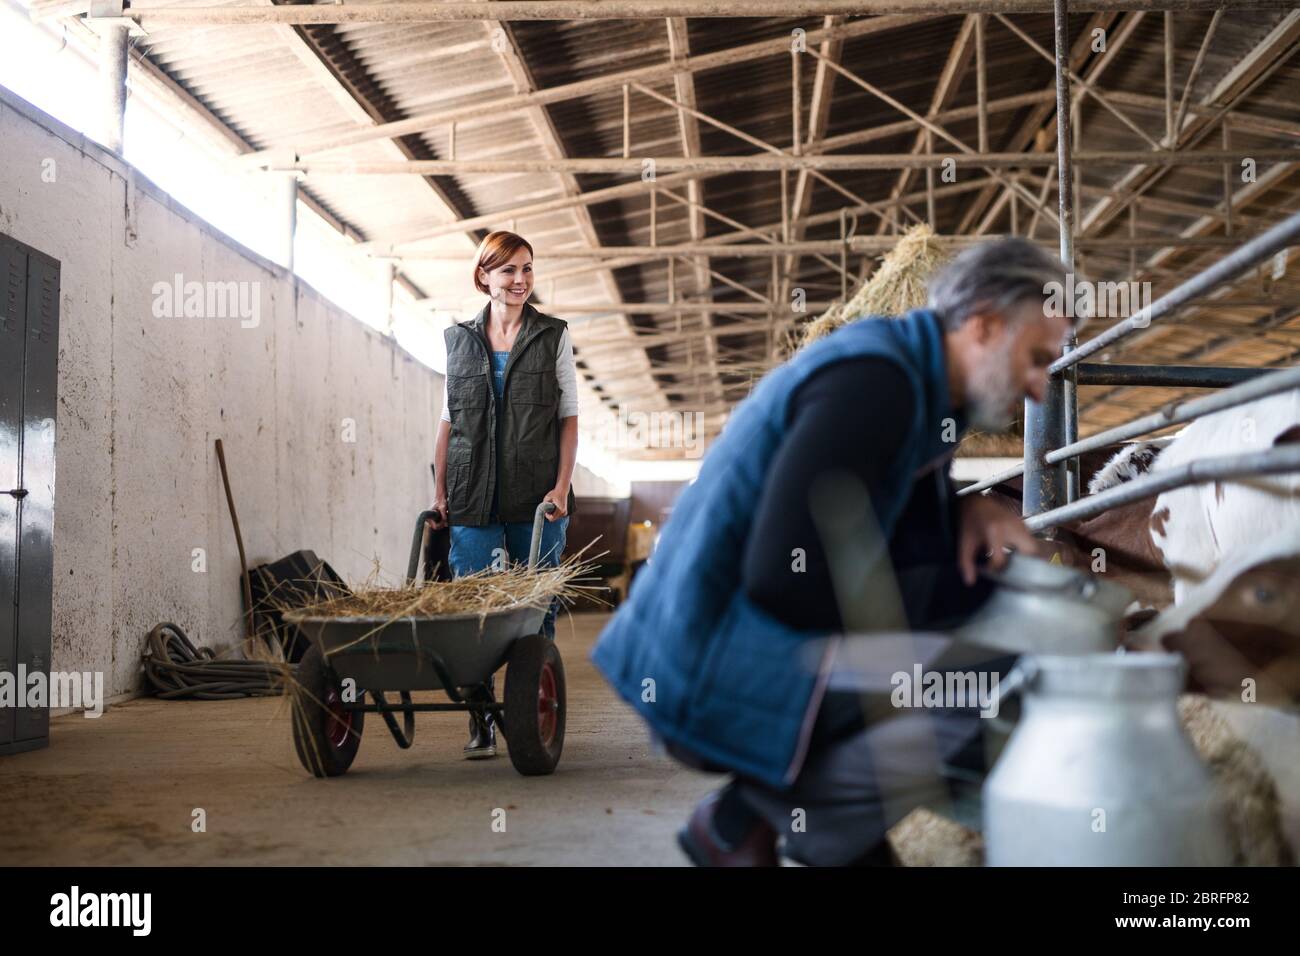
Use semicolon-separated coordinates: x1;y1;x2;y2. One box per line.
1273;425;1300;447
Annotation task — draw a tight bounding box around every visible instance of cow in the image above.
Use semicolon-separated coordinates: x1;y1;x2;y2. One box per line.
1054;391;1300;692
1147;390;1300;604
976;388;1300;615
1127;532;1300;857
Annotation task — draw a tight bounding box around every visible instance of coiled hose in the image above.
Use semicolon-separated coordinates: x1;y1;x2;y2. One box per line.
143;623;290;700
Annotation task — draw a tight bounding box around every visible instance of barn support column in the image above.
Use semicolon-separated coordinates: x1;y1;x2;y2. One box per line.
380;261;395;333
96;19;130;154
274;173;298;272
1023;0;1073;517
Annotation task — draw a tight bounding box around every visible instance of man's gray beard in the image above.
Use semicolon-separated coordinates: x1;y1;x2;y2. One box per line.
967;336;1021;432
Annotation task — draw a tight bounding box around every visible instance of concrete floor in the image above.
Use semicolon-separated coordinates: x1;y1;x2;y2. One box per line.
0;612;716;866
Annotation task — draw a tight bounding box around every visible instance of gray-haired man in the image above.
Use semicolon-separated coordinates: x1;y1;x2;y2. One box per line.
592;237;1080;866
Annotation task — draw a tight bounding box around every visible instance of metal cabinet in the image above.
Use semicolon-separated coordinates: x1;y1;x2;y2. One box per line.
1;234;60;755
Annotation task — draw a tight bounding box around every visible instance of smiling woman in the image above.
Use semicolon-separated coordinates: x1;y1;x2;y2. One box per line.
430;230;580;760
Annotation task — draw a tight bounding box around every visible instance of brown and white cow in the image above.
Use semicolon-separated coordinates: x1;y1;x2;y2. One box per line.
980;388;1300;611
976;389;1300;696
1147;390;1300;604
1081;391;1300;697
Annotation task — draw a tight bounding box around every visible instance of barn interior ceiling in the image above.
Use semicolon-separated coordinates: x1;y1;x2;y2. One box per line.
31;1;1300;459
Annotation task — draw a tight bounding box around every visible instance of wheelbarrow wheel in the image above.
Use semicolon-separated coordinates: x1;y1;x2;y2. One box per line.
292;644;364;777
503;633;566;776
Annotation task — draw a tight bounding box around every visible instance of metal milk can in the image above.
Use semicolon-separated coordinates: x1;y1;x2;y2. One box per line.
983;652;1232;866
954;553;1134;656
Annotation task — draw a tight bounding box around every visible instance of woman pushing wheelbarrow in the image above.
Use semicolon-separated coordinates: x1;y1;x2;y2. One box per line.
284;501;577;779
428;230;579;759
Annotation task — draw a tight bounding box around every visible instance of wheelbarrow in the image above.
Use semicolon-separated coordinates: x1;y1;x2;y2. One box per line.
283;502;565;778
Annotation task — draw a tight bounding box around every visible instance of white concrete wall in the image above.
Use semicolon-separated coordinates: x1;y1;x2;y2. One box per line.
1;88;443;700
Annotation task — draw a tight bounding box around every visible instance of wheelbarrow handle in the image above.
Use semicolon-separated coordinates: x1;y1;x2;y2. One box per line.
408;509;443;585
528;501;559;570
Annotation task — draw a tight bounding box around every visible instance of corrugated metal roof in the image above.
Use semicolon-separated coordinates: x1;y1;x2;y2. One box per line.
42;5;1300;454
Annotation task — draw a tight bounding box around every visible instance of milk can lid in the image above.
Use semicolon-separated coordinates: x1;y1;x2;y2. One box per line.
1026;652;1186;698
984;552;1134;618
986;552;1082;591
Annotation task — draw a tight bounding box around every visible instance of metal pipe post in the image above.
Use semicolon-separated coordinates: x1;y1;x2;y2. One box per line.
1023;362;1070;516
381;260;395;333
1024;0;1073;517
275;173;299;272
97;22;130;153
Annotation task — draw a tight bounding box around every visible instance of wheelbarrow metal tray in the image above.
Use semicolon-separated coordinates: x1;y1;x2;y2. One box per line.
286;605;546;691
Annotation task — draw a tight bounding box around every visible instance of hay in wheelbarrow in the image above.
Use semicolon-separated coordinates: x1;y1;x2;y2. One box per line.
288;556;605;621
791;223;948;353
245;552;603;682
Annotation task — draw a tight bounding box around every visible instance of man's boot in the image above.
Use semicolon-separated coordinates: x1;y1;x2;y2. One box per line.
677;788;778;866
464;677;497;760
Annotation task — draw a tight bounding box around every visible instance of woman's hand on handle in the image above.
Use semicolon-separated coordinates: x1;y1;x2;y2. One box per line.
542;486;569;521
546;416;578;523
429;419;452;531
427;495;448;530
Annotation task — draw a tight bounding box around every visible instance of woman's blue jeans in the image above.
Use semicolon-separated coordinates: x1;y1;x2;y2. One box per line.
449;517;569;639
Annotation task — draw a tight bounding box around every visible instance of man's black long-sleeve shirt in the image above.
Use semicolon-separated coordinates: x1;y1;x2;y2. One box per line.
741;357;922;632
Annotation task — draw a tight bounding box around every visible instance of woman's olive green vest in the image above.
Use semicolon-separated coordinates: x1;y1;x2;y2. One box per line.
443;301;576;526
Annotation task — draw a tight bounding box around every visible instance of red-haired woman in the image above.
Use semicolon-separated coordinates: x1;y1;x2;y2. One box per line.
429;231;578;759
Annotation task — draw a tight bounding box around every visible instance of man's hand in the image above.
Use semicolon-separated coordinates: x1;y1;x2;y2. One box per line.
542;486;570;520
957;492;1040;586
